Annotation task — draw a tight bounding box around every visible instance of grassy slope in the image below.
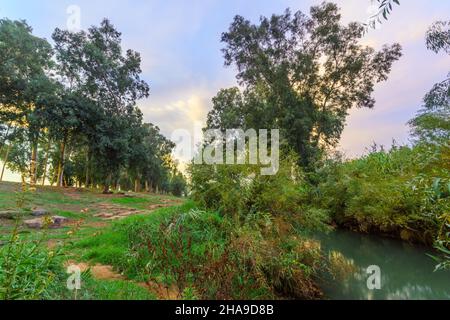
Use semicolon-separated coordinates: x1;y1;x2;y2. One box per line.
0;182;184;300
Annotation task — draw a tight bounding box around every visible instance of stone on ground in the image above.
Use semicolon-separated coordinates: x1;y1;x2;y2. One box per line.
24;216;69;229
32;208;49;217
0;211;21;219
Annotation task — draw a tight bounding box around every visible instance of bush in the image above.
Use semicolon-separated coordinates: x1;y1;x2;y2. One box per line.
311;143;450;244
0;227;66;300
125;207;323;299
76;201;324;300
188;151;330;231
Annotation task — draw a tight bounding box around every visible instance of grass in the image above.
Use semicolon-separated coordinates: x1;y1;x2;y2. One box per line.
72;200;324;299
0;181;185;300
67;278;157;300
72;203;196;275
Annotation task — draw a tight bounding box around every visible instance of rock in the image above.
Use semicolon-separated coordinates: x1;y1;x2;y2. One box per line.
52;216;69;226
32;208;49;217
24;216;69;229
0;211;21;220
24;218;46;229
123;193;136;198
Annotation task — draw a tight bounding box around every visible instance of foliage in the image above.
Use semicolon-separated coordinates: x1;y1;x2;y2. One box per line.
426;20;450;54
409;20;450;267
364;0;400;31
76;202;323;299
311;143;449;244
409;20;450;144
213;2;401;168
0;227;64;300
188;150;330;231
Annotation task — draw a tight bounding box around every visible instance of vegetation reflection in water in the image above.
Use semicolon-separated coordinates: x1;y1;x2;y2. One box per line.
316;230;450;300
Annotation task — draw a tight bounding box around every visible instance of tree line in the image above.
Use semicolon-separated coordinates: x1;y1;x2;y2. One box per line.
0;19;186;195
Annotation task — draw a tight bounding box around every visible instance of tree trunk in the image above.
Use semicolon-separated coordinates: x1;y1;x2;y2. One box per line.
57;138;67;188
29;142;38;191
145;181;149;193
103;173;112;194
21;174;26;192
41;140;51;186
0;144;12;182
85;149;91;188
134;178;141;193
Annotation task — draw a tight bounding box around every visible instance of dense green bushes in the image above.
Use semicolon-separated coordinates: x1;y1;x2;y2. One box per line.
77;202;324;299
0;230;64;300
311;142;450;244
0;226;157;300
188;152;330;232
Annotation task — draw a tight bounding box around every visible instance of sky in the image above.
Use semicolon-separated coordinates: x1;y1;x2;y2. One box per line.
1;0;449;180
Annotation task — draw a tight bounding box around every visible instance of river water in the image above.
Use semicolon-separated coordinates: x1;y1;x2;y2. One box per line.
315;230;450;300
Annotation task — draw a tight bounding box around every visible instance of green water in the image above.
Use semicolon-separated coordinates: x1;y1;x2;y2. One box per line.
316;230;450;300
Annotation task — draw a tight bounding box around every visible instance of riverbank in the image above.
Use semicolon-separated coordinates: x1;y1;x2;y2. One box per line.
309;143;449;246
1;181;449;300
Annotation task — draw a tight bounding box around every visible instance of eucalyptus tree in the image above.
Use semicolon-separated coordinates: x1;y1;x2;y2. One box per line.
52;19;150;192
213;2;402;168
409;21;450;143
42;91;93;186
365;0;400;31
0;19;55;190
141;123;176;193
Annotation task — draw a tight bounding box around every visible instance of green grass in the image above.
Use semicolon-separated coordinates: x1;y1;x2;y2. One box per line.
110;197;153;210
0;182;185;299
72;202;196;275
73;278;157;300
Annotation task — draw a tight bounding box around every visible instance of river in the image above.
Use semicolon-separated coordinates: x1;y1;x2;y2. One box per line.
315;230;450;300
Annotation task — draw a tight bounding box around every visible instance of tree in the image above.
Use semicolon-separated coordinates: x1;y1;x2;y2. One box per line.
213;2;402;168
365;0;400;31
42;91;92;187
141;123;176;193
52;19;150;192
409;20;450;143
0;19;55;190
206;88;245;131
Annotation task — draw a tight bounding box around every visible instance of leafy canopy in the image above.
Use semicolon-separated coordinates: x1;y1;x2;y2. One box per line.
208;2;402;167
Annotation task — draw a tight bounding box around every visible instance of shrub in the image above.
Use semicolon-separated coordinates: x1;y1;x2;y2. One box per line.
188;151;330;231
311;143;449;244
76;201;324;300
0;227;65;300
